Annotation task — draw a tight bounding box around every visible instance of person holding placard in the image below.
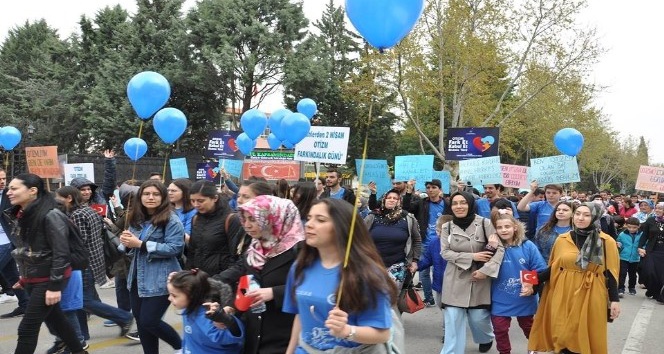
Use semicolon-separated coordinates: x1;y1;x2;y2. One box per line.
517;181;563;234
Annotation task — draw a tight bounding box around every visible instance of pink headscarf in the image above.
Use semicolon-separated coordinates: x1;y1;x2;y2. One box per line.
238;195;304;270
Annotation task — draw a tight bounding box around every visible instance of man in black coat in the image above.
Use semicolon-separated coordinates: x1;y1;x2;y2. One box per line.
319;168;356;205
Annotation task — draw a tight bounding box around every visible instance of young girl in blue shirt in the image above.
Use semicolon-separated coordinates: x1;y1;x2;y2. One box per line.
168;269;244;354
490;211;547;354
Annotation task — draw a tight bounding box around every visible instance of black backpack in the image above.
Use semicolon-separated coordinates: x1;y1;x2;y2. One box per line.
59;213;90;271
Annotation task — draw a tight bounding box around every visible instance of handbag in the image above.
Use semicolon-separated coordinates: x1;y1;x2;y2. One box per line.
102;226;123;267
397;279;425;314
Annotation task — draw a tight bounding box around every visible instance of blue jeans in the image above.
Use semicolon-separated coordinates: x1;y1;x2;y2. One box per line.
419;243;434;302
441;307;494;354
0;243;29;308
130;279;181;354
77;268;132;339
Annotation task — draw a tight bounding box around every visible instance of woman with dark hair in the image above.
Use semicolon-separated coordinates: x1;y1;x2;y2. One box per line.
168;178;197;241
275;179;291;199
284;198;398;353
314;177;325;199
237;180;274;206
619;198;638;219
291;182;317;224
532;201;575;263
119;180;184;354
188;180;248;282
6;173;88;354
55;186;134;345
364;189;421;290
229;195;304;354
440;191;503;354
529;203;620;354
489;198;516;215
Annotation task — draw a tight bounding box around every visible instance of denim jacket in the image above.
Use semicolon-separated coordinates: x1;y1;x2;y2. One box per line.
122;213;184;297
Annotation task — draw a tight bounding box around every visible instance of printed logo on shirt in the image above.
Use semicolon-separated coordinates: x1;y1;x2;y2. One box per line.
327;293;337;306
497;277;521;296
519;257;526;265
184;325;192;334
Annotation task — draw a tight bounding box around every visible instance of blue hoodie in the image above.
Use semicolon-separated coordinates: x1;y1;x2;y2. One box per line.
617;229;643;263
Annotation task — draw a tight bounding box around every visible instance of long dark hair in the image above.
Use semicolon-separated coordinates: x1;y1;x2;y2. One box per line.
170;178;194;213
292;199;398;312
169;269;211;316
538;201;575;234
189;180;229;215
127;180;172;228
240;180;273;196
292;182;317;219
55;186;84;211
12;173;56;237
275;179;290;199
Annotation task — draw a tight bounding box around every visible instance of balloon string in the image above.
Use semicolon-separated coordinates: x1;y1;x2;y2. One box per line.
3;153;8;173
124;120;145;230
138;121;144;139
336;99;373;308
162;149;169;182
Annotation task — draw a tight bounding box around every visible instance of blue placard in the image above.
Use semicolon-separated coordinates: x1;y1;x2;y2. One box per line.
356;159;392;198
459;156;502;186
431;170;451;195
394;155;434;192
220;159;244;178
205;130;244;159
169;158;189;179
445;127;500;160
529;155;580;185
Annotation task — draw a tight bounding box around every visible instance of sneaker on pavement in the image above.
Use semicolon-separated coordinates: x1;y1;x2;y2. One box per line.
479;341;493;353
414;282;423;289
46;341;66;354
100;280;115;289
618;289;625;298
424;299;436;307
125;330;140;341
0;293;18;304
120;318;134;337
174;349;183;354
629;288;637;295
0;307;25;318
103;319;118;327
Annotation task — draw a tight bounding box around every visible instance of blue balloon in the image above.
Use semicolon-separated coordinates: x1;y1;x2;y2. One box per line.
345;0;425;51
554;128;585;156
267;133;282;150
127;71;171;119
269;108;291;141
153;107;187;144
0;126;22;150
281;112;311;145
296;98;317;119
236;133;255;155
281;140;294;149
123;137;148;161
240;109;268;140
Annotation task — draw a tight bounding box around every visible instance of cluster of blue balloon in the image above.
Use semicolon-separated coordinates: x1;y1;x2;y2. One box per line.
554;128;585;156
0;126;22;151
124;71;188;161
236;98;317;155
345;0;424;51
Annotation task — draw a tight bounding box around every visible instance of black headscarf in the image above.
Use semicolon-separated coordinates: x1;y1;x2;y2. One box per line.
447;191;477;230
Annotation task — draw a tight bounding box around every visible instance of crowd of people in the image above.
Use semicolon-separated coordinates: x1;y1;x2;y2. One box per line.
0;153;661;354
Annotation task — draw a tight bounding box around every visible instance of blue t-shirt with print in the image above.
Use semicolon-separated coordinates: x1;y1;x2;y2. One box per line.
182;306;244;354
426;200;446;242
283;259;392;353
329;188;345;200
529;201;555;232
491;240;547;317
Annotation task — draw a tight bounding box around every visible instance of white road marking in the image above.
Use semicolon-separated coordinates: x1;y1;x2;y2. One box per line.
621;299;655;353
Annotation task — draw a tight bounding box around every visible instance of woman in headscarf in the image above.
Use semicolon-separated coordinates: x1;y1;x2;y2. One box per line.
232;195;305;354
638;202;664;303
440;191;503;354
364;189;421;291
529;202;620;354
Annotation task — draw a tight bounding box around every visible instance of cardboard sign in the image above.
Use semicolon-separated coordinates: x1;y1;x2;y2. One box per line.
64;163;94;186
445;127;500;160
431;170;452;195
529;155;580;185
26;146;61;178
459;156;502;185
294;126;350;164
635;165;664;193
169;158;189;179
394;155;434;191
356;159;392;198
501;164;529;189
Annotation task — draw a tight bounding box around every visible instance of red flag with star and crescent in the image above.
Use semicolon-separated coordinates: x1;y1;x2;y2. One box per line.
520;270;539;285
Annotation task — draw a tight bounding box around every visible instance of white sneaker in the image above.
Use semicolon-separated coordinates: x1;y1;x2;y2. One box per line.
0;294;18;304
173;350;183;354
100;280;115;289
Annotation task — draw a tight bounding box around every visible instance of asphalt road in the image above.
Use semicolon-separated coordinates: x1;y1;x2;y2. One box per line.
0;285;661;353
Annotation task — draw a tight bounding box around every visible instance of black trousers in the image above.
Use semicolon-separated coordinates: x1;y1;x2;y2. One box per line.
15;281;83;354
619;260;639;290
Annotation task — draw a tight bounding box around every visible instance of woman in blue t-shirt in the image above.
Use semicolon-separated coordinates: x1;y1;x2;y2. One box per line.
284;199;398;353
167;178;197;240
532;201;575;263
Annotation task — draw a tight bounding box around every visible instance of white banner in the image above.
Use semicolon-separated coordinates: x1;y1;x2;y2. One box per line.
64;163;95;186
294;126;350;165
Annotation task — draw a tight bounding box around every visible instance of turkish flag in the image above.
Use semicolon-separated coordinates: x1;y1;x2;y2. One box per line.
90;204;107;217
234;275;253;311
520;270;539;285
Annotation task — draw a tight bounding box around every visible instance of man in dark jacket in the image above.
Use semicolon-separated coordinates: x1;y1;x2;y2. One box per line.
0;169;29;318
408;179;446;307
319;168;356;205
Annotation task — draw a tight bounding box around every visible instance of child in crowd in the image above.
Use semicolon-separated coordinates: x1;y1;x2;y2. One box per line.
490;211;547;354
417;215;451;342
616;217;643;296
168;269;244;354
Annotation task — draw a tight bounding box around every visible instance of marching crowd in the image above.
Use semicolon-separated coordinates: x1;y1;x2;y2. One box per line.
0;152;661;354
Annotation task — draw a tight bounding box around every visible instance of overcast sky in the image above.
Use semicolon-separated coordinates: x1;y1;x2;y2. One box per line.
1;0;661;164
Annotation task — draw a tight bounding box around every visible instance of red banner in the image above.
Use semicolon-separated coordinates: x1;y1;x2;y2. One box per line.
242;160;300;181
